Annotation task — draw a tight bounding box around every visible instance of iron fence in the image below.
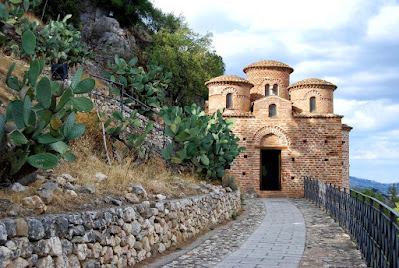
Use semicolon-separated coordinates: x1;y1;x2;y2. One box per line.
304;178;399;268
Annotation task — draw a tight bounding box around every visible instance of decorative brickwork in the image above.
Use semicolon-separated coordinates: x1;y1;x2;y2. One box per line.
205;60;352;198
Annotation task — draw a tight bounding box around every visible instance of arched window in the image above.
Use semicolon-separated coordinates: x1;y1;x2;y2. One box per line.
269;104;277;117
272;84;278;95
310;97;316;112
265;84;270;96
226;93;232;109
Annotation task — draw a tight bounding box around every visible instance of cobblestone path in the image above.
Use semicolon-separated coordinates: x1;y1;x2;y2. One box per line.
149;198;367;268
292;198;367;268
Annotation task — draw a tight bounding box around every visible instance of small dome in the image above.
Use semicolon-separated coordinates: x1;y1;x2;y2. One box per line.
205;75;253;86
243;60;294;74
288;78;337;90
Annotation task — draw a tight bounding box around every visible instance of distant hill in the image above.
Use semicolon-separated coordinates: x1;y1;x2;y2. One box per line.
350;176;398;195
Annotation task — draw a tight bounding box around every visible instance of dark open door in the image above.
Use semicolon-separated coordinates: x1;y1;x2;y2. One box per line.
260;150;281;190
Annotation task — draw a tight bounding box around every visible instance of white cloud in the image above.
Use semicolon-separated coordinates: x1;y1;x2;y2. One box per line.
335;98;399;131
367;5;399;41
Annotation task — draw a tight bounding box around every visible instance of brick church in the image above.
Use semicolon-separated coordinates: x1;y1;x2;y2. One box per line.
205;60;351;198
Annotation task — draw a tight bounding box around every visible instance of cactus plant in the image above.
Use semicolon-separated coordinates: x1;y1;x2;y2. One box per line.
160;104;245;181
0;0;41;46
103;55;172;116
0;29;95;183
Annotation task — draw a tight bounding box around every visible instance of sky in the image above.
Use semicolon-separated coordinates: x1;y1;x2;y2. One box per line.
152;0;399;183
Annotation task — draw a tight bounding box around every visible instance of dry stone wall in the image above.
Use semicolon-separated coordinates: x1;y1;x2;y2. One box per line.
0;188;241;267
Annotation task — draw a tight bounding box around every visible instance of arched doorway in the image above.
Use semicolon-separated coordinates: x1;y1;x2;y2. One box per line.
259;134;284;191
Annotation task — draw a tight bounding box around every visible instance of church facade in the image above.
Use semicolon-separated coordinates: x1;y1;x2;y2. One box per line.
205;60;351;198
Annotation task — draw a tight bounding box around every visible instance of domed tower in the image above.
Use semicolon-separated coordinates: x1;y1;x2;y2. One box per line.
288;78;337;114
205;75;253;114
243;60;294;101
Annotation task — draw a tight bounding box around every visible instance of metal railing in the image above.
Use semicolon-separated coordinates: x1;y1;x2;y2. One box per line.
304;178;399;268
89;73;166;148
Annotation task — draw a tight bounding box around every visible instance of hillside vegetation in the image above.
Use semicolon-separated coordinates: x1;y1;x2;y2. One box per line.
0;0;242;217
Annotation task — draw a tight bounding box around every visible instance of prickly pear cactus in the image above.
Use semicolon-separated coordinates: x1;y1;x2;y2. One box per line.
0;32;95;183
103;55;172;116
160;104;245;181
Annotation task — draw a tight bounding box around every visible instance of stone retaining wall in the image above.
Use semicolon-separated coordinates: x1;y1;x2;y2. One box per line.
0;189;241;267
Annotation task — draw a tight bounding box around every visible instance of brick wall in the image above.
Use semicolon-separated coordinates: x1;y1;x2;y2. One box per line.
290;86;334;113
244;68;291;100
208;83;251;114
226;114;346;198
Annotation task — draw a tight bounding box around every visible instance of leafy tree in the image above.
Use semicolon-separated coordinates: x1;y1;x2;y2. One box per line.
93;0;154;28
34;0;82;26
146;25;225;107
388;184;398;207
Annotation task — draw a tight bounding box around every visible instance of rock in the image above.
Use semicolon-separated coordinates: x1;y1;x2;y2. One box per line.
5;256;29;268
61;174;76;183
103;247;113;264
158;243;166;253
55;254;69;268
125;193;140;203
131;220;141;236
74;243;88;260
107;225;121;234
9;183;29;193
67;254;80;268
56;177;66;186
123;207;136;222
61;239;73;255
82;259;98;268
48;237;63;256
3;220;16;238
64;182;75;191
14;219;28;237
0;246;12;266
78;185;95;195
26;219;44;241
131;184;147;199
36;183;59;203
54;217;69;238
156;194;166;200
36;255;54;268
13;238;32;258
95;172;107;181
111;198;122;206
17;172;37;186
65;190;78;196
0;223;7;245
22;196;47;213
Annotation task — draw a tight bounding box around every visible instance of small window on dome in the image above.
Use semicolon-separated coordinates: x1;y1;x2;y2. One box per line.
265;84;270;96
226;93;232;109
272;84;278;95
269;104;277;117
310;97;316;112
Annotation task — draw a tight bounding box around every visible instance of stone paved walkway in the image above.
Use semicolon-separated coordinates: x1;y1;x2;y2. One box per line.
149;198;367;268
215;199;305;268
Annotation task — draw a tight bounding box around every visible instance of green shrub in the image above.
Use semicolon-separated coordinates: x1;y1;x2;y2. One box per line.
103;55;171;116
34;14;92;65
160;104;245;181
0;30;95;183
33;0;81;27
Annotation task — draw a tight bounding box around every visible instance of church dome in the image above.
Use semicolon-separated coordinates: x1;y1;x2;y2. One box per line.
205;75;253;87
243;60;294;74
288;78;337;90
